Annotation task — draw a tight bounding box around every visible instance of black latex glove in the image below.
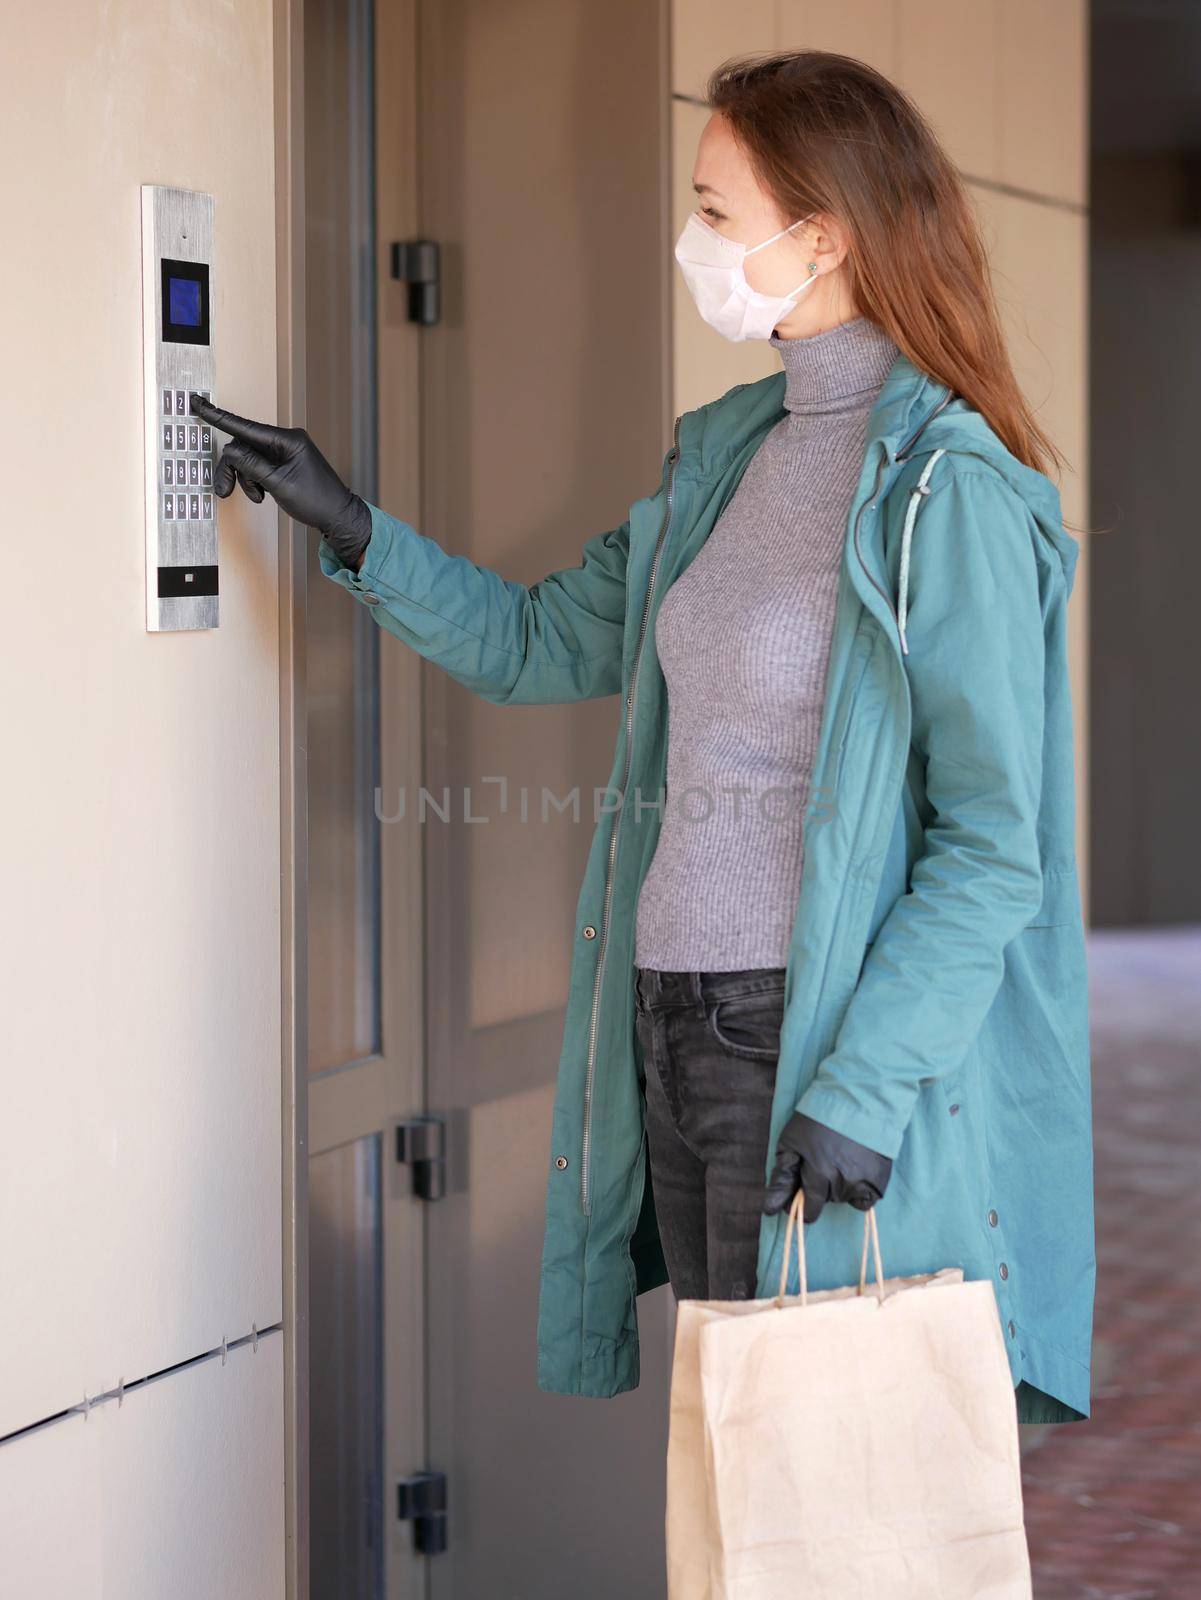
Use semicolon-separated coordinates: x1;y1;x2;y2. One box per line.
763;1111;892;1224
188;394;373;566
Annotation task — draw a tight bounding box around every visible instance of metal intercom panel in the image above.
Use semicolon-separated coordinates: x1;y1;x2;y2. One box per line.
140;185;218;632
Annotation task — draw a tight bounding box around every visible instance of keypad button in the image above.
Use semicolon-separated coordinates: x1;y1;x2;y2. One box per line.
176;493;188;520
201;459;213;487
201;427;212;453
177;457;188;482
188;425;199;452
164;493;175;520
197;389;211;404
202;493;213;520
189;494;200;520
175;390;187;415
176;424;187;451
189;459;199;486
162;388;173;415
164;460;174;487
162;423;174;451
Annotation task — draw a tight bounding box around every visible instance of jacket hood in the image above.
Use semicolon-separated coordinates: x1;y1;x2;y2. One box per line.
893;374;1081;600
681;349;1080;599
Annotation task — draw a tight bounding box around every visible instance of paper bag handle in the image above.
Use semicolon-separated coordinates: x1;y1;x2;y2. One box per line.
773;1189;887;1307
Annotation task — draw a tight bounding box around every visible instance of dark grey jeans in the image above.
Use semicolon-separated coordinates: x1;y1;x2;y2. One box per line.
633;964;787;1301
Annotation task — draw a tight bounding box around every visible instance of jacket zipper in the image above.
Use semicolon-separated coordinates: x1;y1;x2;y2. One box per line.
580;415;683;1215
765;400;952;1285
851;444;894;631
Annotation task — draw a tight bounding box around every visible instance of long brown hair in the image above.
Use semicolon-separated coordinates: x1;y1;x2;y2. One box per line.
706;49;1067;482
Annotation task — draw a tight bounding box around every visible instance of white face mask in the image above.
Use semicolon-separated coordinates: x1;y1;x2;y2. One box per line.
674;209;819;342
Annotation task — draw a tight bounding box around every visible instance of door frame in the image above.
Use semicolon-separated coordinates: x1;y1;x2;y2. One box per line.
276;1;430;1594
275;0;310;1594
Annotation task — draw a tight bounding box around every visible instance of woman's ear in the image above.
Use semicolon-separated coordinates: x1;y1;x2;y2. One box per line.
808;212;850;273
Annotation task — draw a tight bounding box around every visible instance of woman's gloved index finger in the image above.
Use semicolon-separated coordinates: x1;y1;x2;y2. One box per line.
188;393;282;454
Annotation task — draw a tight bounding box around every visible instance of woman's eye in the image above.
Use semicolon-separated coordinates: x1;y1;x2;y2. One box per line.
702;206;725;221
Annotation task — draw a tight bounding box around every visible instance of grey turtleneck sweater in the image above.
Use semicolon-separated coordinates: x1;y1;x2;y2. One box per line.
633;313;900;972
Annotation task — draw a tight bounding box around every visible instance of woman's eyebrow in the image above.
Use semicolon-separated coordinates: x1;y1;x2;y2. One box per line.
693;182;725;197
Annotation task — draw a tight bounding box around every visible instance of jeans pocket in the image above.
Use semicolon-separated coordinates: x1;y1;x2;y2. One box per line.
706;987;785;1062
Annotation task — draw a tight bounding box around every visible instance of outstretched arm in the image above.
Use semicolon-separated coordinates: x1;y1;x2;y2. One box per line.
191;394;650;706
317;501;633;705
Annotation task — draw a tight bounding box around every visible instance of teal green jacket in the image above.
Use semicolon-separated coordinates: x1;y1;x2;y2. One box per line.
319;349;1096;1426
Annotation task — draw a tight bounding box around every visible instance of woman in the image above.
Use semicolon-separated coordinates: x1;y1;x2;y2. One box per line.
191;50;1094;1427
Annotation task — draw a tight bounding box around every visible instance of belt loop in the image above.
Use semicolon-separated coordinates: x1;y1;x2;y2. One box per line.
689;971;704;1008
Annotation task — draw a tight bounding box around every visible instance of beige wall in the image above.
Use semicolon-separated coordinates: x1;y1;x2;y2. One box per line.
0;3;285;1592
671;0;1090;894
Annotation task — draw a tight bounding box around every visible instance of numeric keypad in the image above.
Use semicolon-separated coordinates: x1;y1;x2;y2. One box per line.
159;389;216;522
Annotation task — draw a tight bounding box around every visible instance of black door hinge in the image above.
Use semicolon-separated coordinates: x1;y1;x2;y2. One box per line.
390;239;441;326
397;1469;448;1554
395;1116;446;1200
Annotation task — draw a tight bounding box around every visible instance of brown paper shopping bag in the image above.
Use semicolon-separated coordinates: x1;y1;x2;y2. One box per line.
666;1191;1031;1599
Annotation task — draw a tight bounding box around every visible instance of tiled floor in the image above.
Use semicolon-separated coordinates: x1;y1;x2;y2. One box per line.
1020;926;1201;1600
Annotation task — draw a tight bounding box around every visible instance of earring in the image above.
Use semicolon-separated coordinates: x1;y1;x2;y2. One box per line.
807;261;818;274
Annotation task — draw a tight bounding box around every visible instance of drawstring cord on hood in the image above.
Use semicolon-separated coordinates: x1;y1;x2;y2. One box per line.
897;447;947;656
